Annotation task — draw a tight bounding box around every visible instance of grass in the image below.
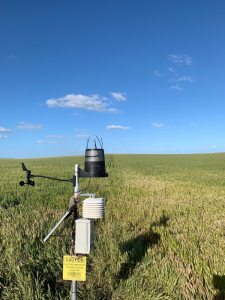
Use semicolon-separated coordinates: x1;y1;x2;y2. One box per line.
0;153;225;299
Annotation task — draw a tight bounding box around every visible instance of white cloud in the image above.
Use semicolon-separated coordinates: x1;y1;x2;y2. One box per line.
154;70;164;77
16;122;43;130
169;67;175;72
178;76;194;82
168;54;193;65
107;108;122;113
0;135;9;139
46;135;69;138
73;113;78;115
170;76;194;83
106;125;131;130
152;123;164;127
0;127;16;133
54;147;85;153
8;55;16;59
74;128;87;132
170;85;183;90
38;140;65;144
204;145;217;149
46;94;119;113
168;54;183;63
110;92;127;101
74;134;93;140
190;121;195;125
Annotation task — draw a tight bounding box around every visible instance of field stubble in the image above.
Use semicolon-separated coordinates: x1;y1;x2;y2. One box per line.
0;154;225;299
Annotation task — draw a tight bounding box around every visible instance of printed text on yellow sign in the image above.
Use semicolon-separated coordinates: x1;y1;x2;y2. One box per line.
63;256;86;281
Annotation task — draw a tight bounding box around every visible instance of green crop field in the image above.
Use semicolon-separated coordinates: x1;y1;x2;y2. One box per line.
1;153;225;299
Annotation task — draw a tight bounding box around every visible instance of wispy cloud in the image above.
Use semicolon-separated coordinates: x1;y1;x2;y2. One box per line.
106;125;131;130
54;147;86;153
16;122;44;130
110;92;127;101
152;123;164;127
74;134;93;140
8;55;16;59
0;127;16;133
168;54;193;65
0;135;9;139
38;140;65;144
107;108;122;113
169;67;175;72
169;76;194;83
170;85;183;90
154;70;164;77
74;129;88;134
46;94;120;113
190;121;195;125
205;145;217;149
46;135;69;138
178;76;194;82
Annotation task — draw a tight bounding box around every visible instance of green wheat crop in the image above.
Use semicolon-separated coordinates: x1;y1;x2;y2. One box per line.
0;153;225;299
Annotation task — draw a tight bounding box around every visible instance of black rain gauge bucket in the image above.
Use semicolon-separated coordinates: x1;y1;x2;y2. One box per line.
84;137;108;178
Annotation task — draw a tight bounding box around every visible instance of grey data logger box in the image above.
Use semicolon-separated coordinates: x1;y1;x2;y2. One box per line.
75;217;94;254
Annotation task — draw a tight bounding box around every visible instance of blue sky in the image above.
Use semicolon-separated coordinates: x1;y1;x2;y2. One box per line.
1;0;225;158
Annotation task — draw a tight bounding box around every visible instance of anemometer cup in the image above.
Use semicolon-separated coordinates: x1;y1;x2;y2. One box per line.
19;180;35;186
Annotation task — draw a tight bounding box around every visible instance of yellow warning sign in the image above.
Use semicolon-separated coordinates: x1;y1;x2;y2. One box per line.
63;256;86;281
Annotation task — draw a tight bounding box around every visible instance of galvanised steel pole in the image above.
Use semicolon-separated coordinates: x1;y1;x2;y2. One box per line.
71;164;79;300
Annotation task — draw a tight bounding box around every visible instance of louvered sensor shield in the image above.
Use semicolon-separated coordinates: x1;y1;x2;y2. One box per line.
82;197;104;219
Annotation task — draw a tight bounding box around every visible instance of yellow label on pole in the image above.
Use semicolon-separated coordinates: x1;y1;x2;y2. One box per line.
63;256;86;281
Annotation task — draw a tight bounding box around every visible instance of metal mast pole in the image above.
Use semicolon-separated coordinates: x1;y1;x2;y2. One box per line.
71;164;79;300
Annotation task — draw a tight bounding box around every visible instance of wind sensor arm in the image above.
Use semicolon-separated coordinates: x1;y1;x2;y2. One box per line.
19;163;76;187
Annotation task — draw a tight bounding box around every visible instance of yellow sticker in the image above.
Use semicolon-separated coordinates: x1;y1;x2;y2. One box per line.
63;256;86;281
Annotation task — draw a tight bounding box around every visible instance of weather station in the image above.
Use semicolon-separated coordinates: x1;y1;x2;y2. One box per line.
19;136;108;300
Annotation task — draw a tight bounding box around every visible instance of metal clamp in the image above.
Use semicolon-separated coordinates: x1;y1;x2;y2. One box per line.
79;193;95;198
